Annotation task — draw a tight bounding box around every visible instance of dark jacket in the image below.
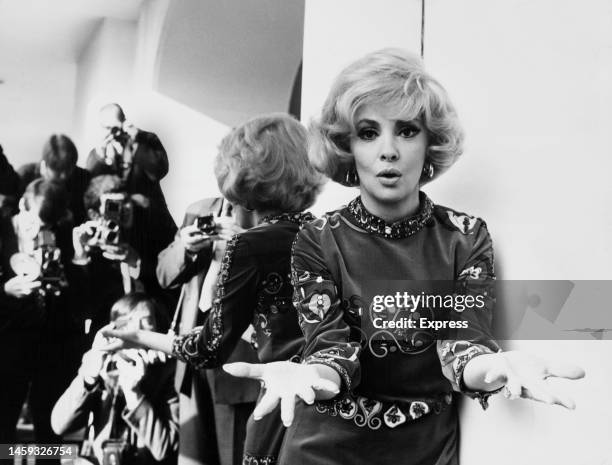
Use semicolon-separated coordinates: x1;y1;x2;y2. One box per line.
18;162;91;224
86;129;169;210
0;215;79;335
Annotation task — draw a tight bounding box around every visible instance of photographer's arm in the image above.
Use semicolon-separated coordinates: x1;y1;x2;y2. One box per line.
121;358;179;461
51;340;107;437
156;225;212;289
51;373;101;435
133;132;169;181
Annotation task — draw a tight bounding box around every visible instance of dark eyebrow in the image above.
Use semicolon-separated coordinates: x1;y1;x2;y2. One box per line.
396;119;422;127
355;118;380;127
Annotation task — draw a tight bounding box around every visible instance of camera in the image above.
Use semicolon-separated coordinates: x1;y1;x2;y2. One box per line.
101;438;132;465
32;230;67;296
109;126;130;146
87;193;133;249
196;215;216;235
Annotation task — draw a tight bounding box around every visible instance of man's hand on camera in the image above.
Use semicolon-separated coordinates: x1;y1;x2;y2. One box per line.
97;132;124;164
116;349;147;407
79;327;113;385
3;275;41;298
72;222;97;264
180;223;211;254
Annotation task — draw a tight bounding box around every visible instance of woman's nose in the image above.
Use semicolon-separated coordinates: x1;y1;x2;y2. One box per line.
380;151;399;161
379;135;399;161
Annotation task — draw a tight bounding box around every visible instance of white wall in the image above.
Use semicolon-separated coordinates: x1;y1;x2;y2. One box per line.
302;0;423;216
0;55;77;169
73;18;138;162
422;1;612;463
302;0;611;463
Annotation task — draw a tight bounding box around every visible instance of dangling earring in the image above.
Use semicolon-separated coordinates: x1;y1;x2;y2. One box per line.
345;166;359;186
422;162;434;179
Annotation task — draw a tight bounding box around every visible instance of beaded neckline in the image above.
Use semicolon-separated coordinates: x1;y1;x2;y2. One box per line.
347;194;434;239
259;211;314;226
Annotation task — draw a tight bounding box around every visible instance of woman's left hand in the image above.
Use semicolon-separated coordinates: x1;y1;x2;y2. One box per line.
465;351;585;409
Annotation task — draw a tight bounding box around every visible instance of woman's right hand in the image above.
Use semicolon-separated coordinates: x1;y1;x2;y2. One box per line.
3;275;41;298
223;361;340;426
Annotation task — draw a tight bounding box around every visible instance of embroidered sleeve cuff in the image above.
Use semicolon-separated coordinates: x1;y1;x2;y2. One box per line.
171;326;216;369
304;355;353;392
453;344;501;410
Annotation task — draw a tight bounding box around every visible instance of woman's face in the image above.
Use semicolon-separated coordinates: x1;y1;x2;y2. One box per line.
350;104;428;220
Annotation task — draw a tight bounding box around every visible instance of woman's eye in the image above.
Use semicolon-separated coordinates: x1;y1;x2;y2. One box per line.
398;125;420;138
357;128;378;141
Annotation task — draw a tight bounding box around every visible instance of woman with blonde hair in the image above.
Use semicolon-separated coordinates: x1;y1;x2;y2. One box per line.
223;49;585;464
103;112;324;464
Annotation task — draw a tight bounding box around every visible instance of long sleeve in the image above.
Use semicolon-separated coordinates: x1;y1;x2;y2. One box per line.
133;131;169;182
156;231;212;290
122;370;179;461
291;226;361;391
51;373;101;436
437;219;501;407
155;199;220;289
171;235;259;368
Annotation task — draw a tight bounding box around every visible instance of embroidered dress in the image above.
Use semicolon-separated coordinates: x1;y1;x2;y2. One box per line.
279;194;499;465
172;213;313;465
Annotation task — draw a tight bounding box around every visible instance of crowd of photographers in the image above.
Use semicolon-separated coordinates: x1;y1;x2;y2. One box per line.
0;103;215;465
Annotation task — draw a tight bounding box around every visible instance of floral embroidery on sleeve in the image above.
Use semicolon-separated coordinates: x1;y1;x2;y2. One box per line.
438;219;501;409
291;228;362;391
171;235;240;369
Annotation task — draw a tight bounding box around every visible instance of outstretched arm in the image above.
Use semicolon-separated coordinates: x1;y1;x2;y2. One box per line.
462;350;585;409
223;361;340;427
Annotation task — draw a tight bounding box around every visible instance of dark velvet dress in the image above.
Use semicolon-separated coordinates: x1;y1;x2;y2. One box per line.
172;212;313;465
279;194;500;465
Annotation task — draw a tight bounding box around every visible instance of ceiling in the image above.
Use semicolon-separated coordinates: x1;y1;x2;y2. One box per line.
0;0;143;66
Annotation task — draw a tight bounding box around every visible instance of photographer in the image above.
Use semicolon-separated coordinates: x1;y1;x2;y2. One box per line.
18;134;91;224
0;179;82;449
52;293;178;465
85;103;173;230
73;175;177;339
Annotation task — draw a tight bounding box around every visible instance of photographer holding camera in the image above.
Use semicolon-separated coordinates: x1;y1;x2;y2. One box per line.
72;175;177;340
85;103;174;232
52;293;179;465
0;179;83;450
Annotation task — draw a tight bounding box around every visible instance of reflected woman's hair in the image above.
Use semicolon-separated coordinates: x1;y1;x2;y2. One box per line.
215;112;324;212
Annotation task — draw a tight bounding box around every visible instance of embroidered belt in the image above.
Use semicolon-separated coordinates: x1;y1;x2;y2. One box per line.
314;392;453;430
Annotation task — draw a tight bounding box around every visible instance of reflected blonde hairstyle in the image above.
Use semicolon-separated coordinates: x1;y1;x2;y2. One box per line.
215;113;324;212
309;48;464;186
